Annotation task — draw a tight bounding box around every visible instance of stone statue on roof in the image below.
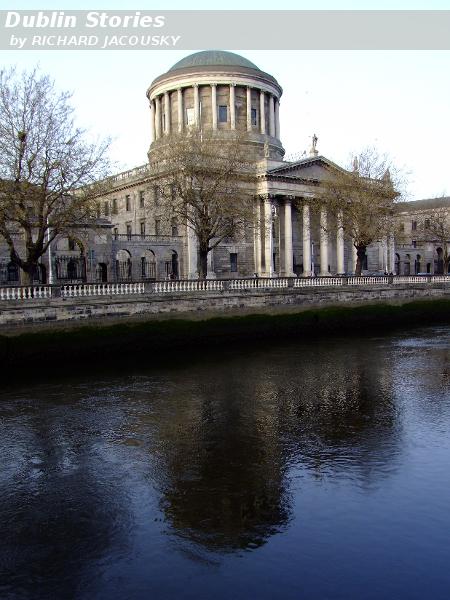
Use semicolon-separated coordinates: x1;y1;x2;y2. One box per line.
309;134;318;157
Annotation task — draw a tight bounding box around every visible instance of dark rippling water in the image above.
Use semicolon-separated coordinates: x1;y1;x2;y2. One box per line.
1;326;450;600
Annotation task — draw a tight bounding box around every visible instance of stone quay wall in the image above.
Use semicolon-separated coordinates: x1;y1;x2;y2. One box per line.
1;283;450;330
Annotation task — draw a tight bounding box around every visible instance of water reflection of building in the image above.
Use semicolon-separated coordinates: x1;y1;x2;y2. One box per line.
125;339;400;553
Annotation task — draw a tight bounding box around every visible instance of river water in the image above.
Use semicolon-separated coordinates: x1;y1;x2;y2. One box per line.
1;326;450;600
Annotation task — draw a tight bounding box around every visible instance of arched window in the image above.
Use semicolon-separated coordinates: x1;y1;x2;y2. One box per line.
395;253;400;276
116;250;132;281
141;250;156;280
164;250;179;279
404;254;411;276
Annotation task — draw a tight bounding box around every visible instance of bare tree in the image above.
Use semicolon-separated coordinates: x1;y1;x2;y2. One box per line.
317;147;402;276
0;66;111;284
149;128;255;279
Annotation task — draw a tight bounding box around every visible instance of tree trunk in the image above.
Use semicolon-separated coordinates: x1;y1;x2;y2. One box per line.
198;246;208;280
20;264;36;286
355;246;367;277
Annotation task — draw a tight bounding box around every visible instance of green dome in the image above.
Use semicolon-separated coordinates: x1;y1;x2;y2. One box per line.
169;50;260;72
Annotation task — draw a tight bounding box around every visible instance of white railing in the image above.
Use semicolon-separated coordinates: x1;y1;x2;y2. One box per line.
392;276;427;284
294;277;343;287
0;286;52;300
348;276;390;285
60;283;145;297
153;280;225;293
1;275;450;301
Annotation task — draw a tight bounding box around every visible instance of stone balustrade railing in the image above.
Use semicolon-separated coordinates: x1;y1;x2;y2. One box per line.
1;275;450;301
60;283;145;298
0;286;53;300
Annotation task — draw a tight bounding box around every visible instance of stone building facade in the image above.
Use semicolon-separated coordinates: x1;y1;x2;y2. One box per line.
393;197;450;275
1;50;448;285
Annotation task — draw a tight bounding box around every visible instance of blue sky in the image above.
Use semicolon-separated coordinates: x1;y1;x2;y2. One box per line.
3;3;450;199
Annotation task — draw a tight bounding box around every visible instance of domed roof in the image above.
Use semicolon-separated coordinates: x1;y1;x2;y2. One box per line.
169;50;260;72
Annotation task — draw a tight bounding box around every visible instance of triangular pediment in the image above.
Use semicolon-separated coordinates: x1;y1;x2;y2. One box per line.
267;155;346;181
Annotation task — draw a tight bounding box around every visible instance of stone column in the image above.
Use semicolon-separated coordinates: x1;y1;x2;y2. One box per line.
193;84;200;127
352;241;358;274
177;88;183;133
207;250;216;279
381;236;388;272
164;91;170;135
269;95;276;137
389;234;396;274
229;84;236;130
263;196;273;276
149;100;155;144
254;197;262;275
319;206;329;276
259;90;266;135
302;203;311;277
336;210;345;275
246;86;252;132
284;197;294;276
211;84;217;131
187;225;198;279
275;99;280;139
155;95;161;139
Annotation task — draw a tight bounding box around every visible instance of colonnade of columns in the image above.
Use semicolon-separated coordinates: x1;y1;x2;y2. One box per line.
149;83;281;142
256;196;347;278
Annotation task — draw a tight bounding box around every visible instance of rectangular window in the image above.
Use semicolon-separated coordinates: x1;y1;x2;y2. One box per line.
218;105;228;123
154;185;159;207
126;195;131;211
412;240;417;248
113;227;118;240
230;253;238;272
155;218;161;236
104;201;110;216
139;190;145;208
412;220;417;231
140;221;146;237
186;107;195;125
68;237;75;251
126;224;132;240
112;198;118;215
251;108;257;126
425;219;430;229
171;217;178;237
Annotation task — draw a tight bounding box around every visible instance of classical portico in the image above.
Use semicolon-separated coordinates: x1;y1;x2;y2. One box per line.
253;154;355;278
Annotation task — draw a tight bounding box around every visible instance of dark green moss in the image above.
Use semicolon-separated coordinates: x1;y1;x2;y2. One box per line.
1;299;450;375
